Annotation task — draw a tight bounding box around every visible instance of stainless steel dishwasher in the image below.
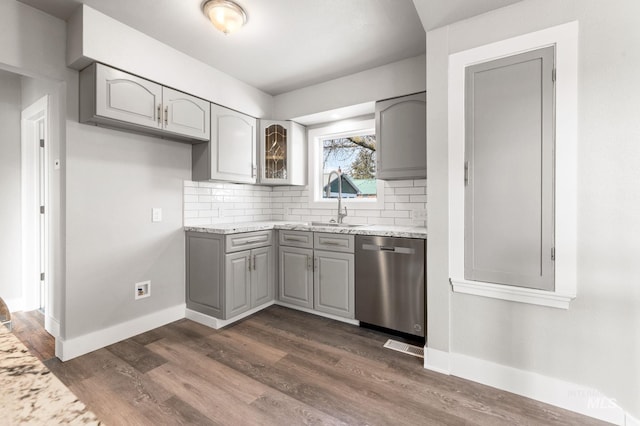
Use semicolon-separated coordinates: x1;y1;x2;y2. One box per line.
355;235;425;337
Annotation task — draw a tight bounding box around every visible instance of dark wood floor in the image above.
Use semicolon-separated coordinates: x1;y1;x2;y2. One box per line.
12;306;607;425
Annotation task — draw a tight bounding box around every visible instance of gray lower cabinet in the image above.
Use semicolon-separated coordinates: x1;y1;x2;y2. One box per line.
225;246;273;318
186;232;224;318
278;246;314;309
314;250;354;318
187;230;273;320
278;230;354;319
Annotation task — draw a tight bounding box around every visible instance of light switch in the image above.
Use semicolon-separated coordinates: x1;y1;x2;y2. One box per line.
152;208;162;222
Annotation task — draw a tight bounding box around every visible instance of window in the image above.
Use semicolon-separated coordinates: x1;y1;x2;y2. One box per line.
322;133;377;199
308;118;384;208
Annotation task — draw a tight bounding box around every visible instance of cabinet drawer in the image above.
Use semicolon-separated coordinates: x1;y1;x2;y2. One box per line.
314;233;354;253
225;230;272;253
279;230;313;248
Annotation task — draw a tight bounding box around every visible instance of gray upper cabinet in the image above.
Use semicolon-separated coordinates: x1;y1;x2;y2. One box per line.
80;63;210;143
193;104;257;183
259;120;307;186
375;92;426;180
162;87;211;140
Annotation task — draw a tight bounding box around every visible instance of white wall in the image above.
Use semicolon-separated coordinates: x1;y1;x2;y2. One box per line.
273;55;426;120
427;0;640;418
0;70;23;309
183;179;427;228
67;5;273;119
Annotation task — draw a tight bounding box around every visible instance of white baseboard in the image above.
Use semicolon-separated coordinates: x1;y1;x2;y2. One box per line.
424;346;451;375
274;301;359;326
626;413;640;426
44;314;60;338
56;304;186;361
186;301;275;330
423;347;628;425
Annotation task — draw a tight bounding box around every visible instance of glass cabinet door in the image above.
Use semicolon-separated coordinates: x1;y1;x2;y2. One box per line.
264;123;288;180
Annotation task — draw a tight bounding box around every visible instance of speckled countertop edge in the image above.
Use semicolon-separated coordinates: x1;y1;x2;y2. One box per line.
184;221;427;239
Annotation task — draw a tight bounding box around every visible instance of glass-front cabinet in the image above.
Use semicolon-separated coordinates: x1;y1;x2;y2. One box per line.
259;120;307;185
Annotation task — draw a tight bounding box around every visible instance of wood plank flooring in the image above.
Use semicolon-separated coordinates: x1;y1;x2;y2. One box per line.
13;306;608;425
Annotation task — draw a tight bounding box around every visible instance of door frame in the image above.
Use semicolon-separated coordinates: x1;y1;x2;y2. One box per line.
21;95;54;333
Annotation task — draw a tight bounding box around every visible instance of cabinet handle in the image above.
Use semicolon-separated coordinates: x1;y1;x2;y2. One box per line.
321;240;342;246
247;256;251;271
314;257;318;272
464;161;469;186
307;255;312;270
239;238;264;245
252;165;256;178
157;104;161;124
285;236;306;242
253;255;256;270
164;106;169;125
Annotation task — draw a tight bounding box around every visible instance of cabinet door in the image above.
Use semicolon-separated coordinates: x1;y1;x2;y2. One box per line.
95;63;162;129
259;120;307;185
225;251;252;318
186;233;224;318
162;87;210;141
376;92;426;180
278;246;313;309
314;251;354;318
209;104;257;183
251;246;273;307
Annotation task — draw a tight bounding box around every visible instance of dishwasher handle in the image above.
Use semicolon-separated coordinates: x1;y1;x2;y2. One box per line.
361;243;414;254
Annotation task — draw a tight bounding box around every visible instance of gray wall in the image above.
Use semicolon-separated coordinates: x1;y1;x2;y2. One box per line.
65;121;191;339
0;70;22;306
427;0;640;417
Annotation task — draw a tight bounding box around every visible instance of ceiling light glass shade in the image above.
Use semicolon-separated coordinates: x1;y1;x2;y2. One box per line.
203;0;248;35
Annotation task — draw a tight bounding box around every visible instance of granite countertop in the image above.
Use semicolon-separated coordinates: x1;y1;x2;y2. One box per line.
0;325;101;424
185;221;427;239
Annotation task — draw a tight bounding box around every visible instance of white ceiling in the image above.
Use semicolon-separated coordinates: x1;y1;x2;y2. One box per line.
17;0;522;96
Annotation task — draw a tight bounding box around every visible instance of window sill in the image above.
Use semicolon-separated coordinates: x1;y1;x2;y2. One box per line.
450;278;575;309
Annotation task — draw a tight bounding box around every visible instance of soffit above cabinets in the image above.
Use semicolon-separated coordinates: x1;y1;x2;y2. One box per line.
17;0;426;96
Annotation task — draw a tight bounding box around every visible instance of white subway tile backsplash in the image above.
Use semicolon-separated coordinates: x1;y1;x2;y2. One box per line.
183;179;428;229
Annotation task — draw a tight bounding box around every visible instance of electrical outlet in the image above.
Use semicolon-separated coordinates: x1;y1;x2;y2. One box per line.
135;281;150;300
413;210;427;220
152;208;162;222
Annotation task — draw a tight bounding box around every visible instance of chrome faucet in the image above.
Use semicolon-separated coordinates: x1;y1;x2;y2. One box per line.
326;168;348;223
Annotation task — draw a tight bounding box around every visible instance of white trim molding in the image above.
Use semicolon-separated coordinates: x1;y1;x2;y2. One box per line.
56;303;185;361
425;348;629;425
448;21;579;309
186;301;276;330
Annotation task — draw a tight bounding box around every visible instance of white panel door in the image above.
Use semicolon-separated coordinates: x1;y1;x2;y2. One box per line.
95;63;162;129
162;87;210;141
210;104;257;183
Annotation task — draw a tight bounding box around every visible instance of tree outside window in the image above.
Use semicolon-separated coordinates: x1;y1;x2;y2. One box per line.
322;134;377;199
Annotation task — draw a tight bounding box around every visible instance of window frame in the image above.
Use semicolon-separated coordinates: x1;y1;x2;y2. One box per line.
308;117;385;210
448;21;578;309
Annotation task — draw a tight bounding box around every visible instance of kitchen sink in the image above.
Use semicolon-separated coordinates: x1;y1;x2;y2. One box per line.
309;221;365;228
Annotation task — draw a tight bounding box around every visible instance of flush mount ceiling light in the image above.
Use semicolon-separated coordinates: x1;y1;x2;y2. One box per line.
203;0;248;35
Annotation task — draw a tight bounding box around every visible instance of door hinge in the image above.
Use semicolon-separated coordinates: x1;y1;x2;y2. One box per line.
551;247;555;261
40;139;45;148
464;161;469;186
40;205;45;214
40;272;45;281
552;68;556;82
